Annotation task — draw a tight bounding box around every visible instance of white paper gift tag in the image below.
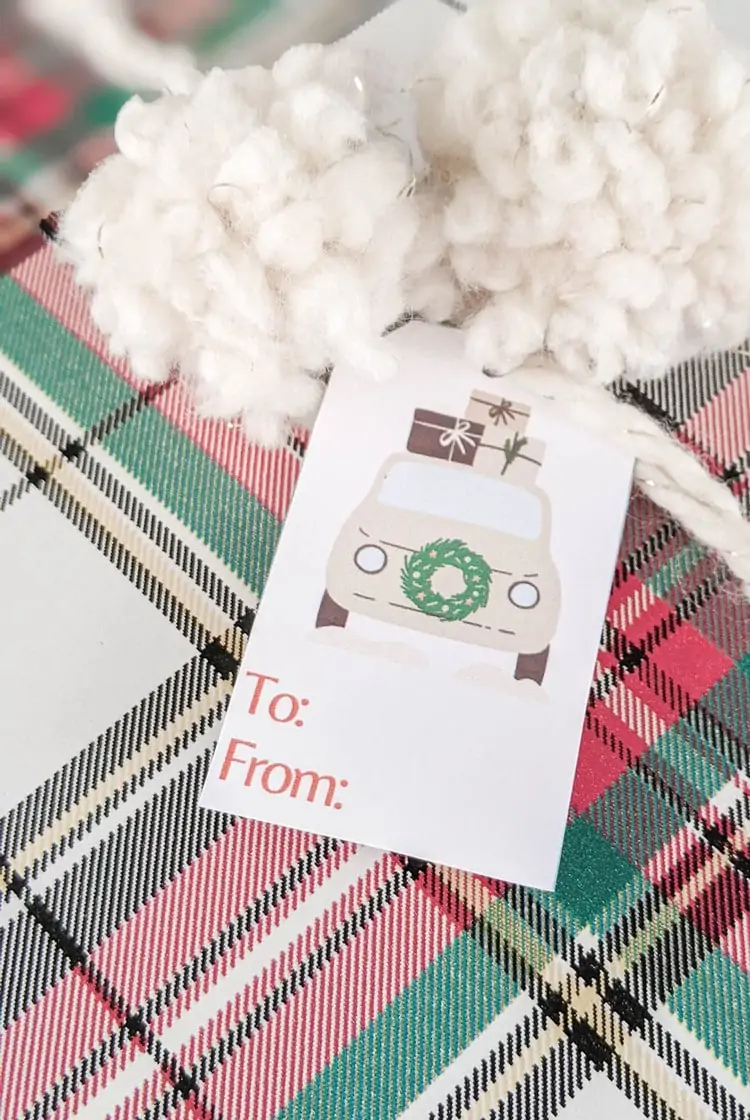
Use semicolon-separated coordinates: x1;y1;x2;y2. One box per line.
199;323;634;890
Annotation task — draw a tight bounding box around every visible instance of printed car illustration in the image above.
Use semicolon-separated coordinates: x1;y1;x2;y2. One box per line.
316;393;561;684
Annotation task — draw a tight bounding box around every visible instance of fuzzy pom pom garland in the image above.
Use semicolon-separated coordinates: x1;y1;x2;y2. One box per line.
53;0;750;595
412;0;750;591
418;0;750;385
58;43;426;446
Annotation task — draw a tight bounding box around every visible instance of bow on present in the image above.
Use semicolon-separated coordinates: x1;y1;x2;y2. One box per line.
438;419;480;455
488;399;522;426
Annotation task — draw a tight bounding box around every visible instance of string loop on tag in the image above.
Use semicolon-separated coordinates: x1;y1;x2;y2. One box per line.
520;367;750;595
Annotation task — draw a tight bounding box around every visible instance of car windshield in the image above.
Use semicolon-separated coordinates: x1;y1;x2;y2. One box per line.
377;460;543;539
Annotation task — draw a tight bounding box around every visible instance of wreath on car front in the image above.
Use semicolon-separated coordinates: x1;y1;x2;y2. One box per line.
400;538;492;622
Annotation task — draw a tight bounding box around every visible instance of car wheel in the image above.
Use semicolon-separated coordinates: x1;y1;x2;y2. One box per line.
514;647;549;685
316;590;349;629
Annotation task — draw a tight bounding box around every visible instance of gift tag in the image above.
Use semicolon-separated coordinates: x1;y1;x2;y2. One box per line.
199;323;634;889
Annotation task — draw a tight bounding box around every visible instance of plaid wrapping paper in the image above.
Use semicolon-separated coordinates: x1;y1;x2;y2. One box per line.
0;0;374;258
1;0;272;205
0;242;749;1120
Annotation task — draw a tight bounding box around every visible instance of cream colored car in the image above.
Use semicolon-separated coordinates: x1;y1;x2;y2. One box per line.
317;451;561;683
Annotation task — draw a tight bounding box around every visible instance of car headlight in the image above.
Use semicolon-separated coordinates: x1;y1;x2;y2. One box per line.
355;544;387;574
509;581;540;609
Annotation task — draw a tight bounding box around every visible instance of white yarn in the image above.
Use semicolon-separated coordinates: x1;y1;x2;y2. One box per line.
19;0;199;94
418;0;750;385
53;0;750;596
520;366;750;594
58;43;424;445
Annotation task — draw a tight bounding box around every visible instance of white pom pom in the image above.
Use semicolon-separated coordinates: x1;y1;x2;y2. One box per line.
256;202;324;272
315;145;413;251
467;296;546;375
269;82;367;164
113;95;186;166
58;42;424;445
420;0;750;382
272;43;327;88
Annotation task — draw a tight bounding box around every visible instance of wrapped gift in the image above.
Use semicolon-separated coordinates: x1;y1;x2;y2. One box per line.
407;409;484;465
475;431;545;483
465;391;531;436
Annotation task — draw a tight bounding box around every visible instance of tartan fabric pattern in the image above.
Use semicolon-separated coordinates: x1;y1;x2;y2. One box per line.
0;0;370;269
1;244;750;1120
0;0;277;195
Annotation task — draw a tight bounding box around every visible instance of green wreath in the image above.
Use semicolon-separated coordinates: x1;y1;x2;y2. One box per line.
400;538;492;622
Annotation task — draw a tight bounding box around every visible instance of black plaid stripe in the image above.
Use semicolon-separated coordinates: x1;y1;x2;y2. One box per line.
686;695;750;777
0;442;40;509
0;366;84;455
20;836;346;1120
588;570;750;784
430;1017;589;1120
586;705;737;836
0;367;251;635
78;452;252;626
614;508;685;592
0;364;254;877
4;889;220;1120
0;903;71;1033
41;744;232;957
189;863;416;1084
1;737;232;1030
634;347;750;426
410;859;747;1120
643;1014;749;1120
608;1051;681;1120
590;575;729;722
16;847;401;1120
427;925;747;1120
34;470;216;646
626;909;715;1011
0;655;221;868
0;365;168;515
0;353;257;1049
140;837;343;1024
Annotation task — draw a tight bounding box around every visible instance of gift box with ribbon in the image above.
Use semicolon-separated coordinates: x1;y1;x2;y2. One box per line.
465;392;531;435
473;430;544;482
407;409;484;465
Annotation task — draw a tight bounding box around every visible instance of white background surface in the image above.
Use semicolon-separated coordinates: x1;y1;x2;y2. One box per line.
708;0;750;46
200;324;634;890
0;488;193;817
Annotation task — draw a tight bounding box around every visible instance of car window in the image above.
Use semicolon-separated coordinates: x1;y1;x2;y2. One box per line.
377;460;543;539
